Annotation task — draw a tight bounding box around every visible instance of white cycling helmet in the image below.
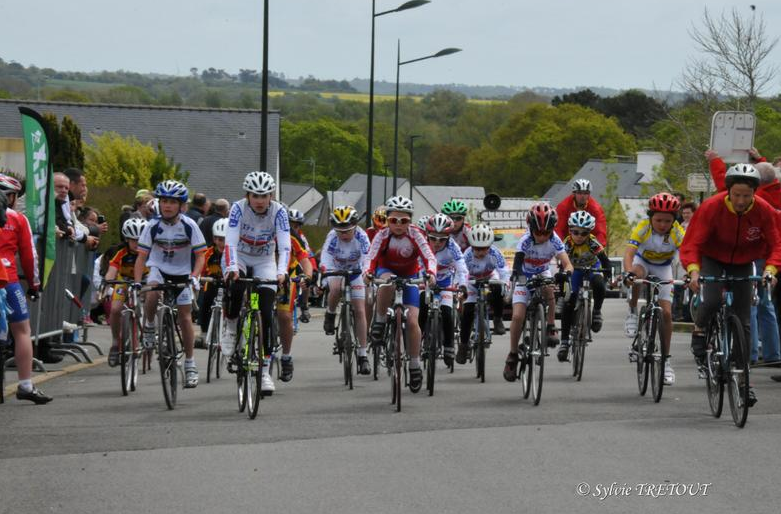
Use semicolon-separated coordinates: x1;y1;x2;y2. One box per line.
122;218;148;240
147;198;160;217
243;171;276;195
426;213;455;235
416;215;430;231
572;179;592;193
467;223;494;248
568;210;596;230
212;218;228;238
386;195;414;214
288;208;305;223
725;163;760;189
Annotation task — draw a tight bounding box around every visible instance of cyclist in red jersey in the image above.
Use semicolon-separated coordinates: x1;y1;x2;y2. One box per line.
366;205;387;242
0;176;50;403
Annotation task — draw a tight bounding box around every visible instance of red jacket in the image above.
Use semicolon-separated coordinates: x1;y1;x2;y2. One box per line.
709;157;781;209
555;195;607;246
680;191;781;274
0;209;39;287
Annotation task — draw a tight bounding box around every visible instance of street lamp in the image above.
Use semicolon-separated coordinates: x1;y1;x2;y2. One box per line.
260;0;270;174
392;43;461;192
301;157;316;188
408;135;422;198
366;0;430;226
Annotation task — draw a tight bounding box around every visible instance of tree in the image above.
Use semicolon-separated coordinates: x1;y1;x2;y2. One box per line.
683;7;779;104
41;113;85;172
602;169;631;255
551;89;600;109
46;89;91;103
424;144;470;185
84;132;186;189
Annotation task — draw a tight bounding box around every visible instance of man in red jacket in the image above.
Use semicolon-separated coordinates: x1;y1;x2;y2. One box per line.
555;179;608;246
705;148;781;209
681;163;781;406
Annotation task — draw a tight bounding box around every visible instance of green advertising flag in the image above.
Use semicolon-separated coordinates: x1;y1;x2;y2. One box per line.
19;107;56;288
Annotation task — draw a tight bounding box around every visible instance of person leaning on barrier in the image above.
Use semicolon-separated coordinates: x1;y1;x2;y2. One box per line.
198;198;229;246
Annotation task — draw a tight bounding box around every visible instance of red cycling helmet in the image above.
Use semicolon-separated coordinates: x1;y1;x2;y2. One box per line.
526;202;557;232
648;192;680;214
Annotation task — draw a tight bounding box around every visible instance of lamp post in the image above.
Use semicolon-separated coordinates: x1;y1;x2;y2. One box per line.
408;134;421;198
260;0;270;174
392;43;461;192
366;0;430;226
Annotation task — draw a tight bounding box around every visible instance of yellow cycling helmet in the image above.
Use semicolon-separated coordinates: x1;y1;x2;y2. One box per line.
330;205;360;230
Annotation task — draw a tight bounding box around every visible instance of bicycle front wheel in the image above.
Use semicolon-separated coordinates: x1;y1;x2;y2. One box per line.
726;314;749;428
426;311;440;396
705;318;724;418
648;309;665;403
236;315;247;413
120;310;134;396
475;306;486;383
342;305;354;390
393;310;403;412
158;309;178;410
206;310;222;383
530;302;545;405
520;322;532;399
571;302;585;381
635;310;649;396
248;311;263;420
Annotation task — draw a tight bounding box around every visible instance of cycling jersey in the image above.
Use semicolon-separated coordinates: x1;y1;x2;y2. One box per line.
434;238;468;286
137;215;206;275
225;199;290;277
366;226;380;242
463;246;510;282
287;235;310;277
200;246;223;277
0;209;39;287
564;234;606;269
293;228;317;270
320;227;370;271
627;219;685;266
109;246;149;279
515;232;565;276
365;227;437;277
450;224;471;252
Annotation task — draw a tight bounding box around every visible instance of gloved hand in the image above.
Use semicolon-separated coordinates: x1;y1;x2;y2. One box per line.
27;288;40;302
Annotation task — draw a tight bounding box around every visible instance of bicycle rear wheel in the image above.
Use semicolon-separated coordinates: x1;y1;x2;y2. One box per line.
426;311;439;396
530;303;545;405
648;310;664;403
206;310;221;383
475;305;486;383
248;311;263;419
705;318;724;417
120;310;133;396
158;310;178;410
726;315;749;428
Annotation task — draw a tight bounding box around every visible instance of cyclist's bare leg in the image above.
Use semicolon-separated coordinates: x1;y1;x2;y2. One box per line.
660;299;673;355
326;282;341;312
405;305;421;360
374;272;394;321
143;289;160;328
509;303;527;353
278;309;293;354
627;264;647;311
352;297;368;348
544;285;556;325
176;304;195;359
11;321;33;381
109;299;123;345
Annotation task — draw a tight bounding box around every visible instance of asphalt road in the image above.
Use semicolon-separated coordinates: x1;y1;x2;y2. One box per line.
2;298;781;514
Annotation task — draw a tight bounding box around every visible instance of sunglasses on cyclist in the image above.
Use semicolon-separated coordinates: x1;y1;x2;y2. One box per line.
374;216;387;223
449;215;464;221
569;229;590;237
428;235;449;242
388;217;411;225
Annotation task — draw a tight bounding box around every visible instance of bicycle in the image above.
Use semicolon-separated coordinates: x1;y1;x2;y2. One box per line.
232;277;279;420
104;280;145;396
466;278;504;383
627;276;685;403
421;284;459;396
321;269;363;390
698;275;765;428
372;275;427;412
200;277;225;384
515;275;558;406
568;268;603;382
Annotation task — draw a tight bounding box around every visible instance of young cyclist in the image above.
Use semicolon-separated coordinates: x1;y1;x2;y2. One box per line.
197;218;227;340
506;202;573;382
422;213;468;367
457;224;510;365
557;211;612;362
134;180;206;388
366;205;387;242
682;164;781;404
363;195;437;393
221;171;290;396
623;192;685;386
104;218;149;366
0;178;50;404
321;205;372;374
288;208;316;323
441;200;471;252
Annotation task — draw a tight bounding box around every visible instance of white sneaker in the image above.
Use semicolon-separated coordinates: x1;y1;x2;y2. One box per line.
624;313;638;338
221;319;237;357
664;361;675;386
261;372;275;395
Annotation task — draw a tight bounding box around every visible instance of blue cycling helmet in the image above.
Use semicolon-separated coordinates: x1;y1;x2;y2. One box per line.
154;180;188;202
567;210;596;230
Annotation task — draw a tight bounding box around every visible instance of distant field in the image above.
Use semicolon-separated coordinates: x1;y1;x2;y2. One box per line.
317;91;506;104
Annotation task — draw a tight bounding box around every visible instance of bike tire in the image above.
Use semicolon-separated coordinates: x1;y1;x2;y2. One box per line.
120;310;133;396
531;302;545;405
372;338;381;381
394;310;403;412
705;317;724;418
635;309;649;396
520;323;532;399
726;314;749;428
343;304;354;390
426;311;439;396
248;311;262;419
649;309;664;403
206;312;219;383
571;302;584;380
236;314;247;413
476;305;486;383
158;309;178;410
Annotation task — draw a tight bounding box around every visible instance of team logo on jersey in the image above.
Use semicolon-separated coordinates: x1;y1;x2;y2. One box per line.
746;227;761;242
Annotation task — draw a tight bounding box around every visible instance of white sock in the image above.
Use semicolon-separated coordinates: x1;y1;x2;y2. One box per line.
409;357;420;369
185;358;196;368
376;313;387;323
326;307;336;315
357;347;367;357
281;354;292;361
144;320;155;330
19;379;33;392
224;318;237;332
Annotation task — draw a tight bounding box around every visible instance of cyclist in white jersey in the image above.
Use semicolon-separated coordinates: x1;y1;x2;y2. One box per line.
321;206;372;374
134;180;207;388
221;171;291;395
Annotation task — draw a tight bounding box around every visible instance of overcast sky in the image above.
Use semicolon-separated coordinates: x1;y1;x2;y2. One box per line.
3;0;781;92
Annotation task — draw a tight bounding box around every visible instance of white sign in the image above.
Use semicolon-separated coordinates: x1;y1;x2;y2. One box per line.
479;209;527;228
687;173;716;193
710;111;755;164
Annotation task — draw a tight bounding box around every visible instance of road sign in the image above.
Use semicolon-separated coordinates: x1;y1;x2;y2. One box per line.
687;173;715;193
479;209;527;228
710;111;755;164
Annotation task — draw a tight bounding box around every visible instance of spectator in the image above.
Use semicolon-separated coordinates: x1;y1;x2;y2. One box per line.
673;193;686;223
53;172;75;238
120;190;154;228
63;167;88;203
199;198;229;246
680;201;697;230
555;179;607;246
186;192;209;224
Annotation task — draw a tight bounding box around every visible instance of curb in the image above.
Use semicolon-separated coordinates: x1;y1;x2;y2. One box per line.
3;356;108;400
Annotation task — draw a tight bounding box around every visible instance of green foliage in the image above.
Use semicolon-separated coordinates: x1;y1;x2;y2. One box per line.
46;89;92;103
41;113;85;172
0;89;10;99
99;85;155;105
602;169;631;255
464;104;637;196
84;132;187;189
87;185;135;252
